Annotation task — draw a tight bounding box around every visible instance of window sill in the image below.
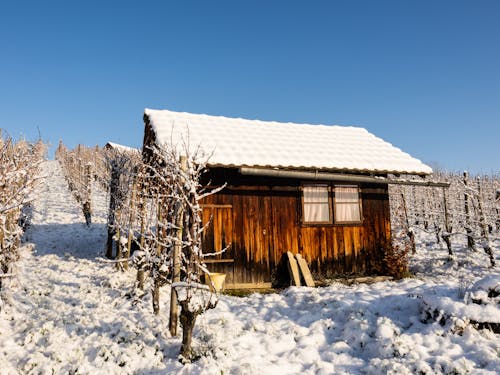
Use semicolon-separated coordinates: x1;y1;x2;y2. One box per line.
300;222;363;228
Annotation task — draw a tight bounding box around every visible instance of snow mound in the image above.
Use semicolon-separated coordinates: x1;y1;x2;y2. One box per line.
421;275;500;329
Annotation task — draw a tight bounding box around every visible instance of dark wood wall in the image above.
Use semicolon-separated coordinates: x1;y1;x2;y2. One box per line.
200;169;391;286
142;123;391;286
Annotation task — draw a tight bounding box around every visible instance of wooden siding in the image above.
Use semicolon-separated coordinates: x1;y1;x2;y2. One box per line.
200;171;391;285
141;124;391;286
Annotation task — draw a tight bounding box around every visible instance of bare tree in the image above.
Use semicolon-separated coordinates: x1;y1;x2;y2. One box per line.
121;142;225;361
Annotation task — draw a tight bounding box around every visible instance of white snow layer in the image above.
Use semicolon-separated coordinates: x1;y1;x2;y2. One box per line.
104;142;140;154
1;161;499;374
144;108;433;175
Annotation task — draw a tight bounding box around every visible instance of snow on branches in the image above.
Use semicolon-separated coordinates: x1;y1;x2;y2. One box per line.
100;140;225;361
139;143;224;360
389;170;499;267
0;130;46;297
55;142;112;225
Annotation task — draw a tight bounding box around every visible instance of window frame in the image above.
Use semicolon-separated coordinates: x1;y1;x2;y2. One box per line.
333;184;363;225
300;184;333;225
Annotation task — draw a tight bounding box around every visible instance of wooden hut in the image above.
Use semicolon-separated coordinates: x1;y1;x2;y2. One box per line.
142;108;435;288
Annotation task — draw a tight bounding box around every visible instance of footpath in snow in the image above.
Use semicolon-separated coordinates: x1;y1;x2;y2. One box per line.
0;160;499;374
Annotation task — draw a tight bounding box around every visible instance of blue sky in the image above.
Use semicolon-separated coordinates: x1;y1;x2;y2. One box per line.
1;1;499;173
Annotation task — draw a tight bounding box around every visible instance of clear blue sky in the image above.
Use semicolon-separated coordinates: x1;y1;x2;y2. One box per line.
1;1;499;173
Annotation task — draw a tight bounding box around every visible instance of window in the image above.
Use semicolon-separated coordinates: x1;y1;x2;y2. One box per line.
303;185;331;223
334;185;361;223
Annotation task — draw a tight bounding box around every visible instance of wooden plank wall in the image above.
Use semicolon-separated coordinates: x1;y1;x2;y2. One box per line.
201;180;391;286
142;127;392;286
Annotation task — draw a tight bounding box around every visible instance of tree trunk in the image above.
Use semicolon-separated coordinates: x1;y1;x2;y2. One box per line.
179;302;199;361
152;279;160;315
137;269;145;290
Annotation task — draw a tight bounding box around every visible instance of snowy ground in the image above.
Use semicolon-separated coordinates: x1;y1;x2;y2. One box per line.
0;160;499;374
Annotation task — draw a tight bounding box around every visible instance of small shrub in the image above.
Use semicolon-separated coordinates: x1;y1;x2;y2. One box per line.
382;241;411;280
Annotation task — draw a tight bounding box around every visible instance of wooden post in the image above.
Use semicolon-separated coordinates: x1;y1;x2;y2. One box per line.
431;188;441;244
152;191;162;315
169;156;187;336
442;187;453;256
83;163;92;226
106;164;120;258
496;190;500;232
463;171;476;251
477;177;495;267
124;172;138;271
137;172;147;290
115;214;123;270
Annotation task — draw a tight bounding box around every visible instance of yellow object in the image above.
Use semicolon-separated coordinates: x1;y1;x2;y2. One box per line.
205;273;226;292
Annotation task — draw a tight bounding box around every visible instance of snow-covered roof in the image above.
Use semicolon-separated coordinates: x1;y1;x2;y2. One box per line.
144;108;432;175
104;142;139;154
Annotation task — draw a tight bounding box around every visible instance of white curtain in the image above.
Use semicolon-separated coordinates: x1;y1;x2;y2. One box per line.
303;186;330;222
335;186;360;222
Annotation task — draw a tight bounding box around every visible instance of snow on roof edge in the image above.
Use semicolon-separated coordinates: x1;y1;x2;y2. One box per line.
143;108;433;176
105;142;140;154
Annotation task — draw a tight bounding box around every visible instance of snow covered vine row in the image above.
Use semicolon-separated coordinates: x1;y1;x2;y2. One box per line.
0;130;46;298
99;143;224;361
389;170;499;266
55;142;110;224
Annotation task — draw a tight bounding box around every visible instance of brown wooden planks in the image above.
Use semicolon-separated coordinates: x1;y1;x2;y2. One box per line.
296;253;315;287
200;181;391;284
286;251;301;286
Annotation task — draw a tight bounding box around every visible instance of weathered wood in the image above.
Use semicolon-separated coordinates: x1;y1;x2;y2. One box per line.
224;282;272;290
286;251;301;286
330;276;393;285
295;253;315;287
199;177;391;285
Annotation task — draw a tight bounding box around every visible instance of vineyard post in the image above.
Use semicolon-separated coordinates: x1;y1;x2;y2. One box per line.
124;169;138;271
169;155;187;337
152;192;162;315
431;188;441;244
115;211;123;270
106;163;120;258
83;163;92;226
442;186;453;256
463;171;476;251
136;170;147;290
477;177;495;267
496;190;500;231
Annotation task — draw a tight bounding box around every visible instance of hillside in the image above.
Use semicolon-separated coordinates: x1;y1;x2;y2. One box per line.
0;160;499;374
